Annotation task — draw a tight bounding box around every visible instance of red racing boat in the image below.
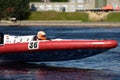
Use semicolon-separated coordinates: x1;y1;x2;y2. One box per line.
0;34;118;62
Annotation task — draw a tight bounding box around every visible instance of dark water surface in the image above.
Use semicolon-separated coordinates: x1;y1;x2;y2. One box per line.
0;26;120;80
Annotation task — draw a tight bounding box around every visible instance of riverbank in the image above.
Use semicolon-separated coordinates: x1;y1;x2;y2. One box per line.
0;20;120;27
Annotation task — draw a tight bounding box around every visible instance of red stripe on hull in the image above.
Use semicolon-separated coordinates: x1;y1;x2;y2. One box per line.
0;40;118;54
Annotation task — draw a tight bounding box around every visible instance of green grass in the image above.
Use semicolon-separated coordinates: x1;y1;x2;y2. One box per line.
28;11;88;22
28;11;120;22
104;12;120;22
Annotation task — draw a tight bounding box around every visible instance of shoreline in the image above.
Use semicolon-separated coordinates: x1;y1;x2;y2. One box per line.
0;21;120;27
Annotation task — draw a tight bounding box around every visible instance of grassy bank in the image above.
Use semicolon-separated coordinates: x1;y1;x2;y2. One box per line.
28;11;120;22
28;11;88;22
104;12;120;22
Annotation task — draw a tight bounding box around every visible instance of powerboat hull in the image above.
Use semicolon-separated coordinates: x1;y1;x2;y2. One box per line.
0;49;108;62
0;38;118;62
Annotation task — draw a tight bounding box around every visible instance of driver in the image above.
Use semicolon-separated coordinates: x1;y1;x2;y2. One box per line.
34;31;47;40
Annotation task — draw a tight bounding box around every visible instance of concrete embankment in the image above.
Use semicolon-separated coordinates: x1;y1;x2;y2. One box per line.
0;21;120;27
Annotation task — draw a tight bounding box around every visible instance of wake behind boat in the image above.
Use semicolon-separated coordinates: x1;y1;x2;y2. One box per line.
0;33;118;62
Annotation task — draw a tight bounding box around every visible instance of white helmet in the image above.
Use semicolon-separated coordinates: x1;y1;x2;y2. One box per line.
37;31;46;40
37;31;46;36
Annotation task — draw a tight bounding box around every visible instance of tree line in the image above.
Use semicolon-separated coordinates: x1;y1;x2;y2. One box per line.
0;0;30;20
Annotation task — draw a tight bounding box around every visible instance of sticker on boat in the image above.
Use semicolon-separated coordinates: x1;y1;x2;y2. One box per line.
28;41;39;50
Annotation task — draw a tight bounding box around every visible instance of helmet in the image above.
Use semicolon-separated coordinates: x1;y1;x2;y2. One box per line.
37;31;46;40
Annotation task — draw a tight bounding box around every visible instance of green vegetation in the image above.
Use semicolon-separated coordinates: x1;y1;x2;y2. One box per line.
0;0;30;20
28;11;120;22
28;11;88;21
104;12;120;22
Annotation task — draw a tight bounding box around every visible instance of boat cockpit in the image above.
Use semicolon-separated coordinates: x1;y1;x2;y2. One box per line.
0;33;4;45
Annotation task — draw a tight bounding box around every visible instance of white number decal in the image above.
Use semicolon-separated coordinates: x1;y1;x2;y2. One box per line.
28;42;39;50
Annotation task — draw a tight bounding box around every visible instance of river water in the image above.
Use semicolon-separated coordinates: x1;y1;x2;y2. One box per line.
0;26;120;80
